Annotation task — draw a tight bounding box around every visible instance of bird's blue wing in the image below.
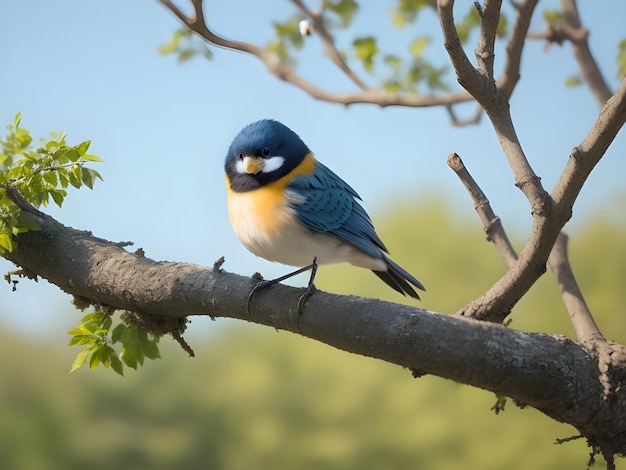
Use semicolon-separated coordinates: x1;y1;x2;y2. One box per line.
287;161;388;258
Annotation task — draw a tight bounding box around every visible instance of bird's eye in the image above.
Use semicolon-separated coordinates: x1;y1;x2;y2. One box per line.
237;153;244;160
261;147;271;157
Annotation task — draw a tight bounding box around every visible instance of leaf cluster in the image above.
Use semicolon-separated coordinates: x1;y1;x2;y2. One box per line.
0;114;102;253
264;2;507;94
159;28;213;63
68;311;161;376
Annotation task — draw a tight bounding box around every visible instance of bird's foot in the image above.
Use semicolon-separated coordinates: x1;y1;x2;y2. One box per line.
297;283;317;314
246;278;278;315
246;257;319;315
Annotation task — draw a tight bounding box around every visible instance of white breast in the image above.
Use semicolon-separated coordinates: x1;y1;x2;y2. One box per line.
227;188;385;270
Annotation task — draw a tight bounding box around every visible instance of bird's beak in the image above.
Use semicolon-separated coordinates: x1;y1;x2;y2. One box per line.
243;155;265;175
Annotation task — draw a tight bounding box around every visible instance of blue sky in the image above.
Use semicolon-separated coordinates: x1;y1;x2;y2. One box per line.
0;1;624;337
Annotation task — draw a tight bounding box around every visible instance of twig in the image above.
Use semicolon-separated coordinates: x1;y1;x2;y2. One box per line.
445;104;483;127
552;77;626;214
171;329;195;357
496;0;539;99
527;0;612;106
547;232;604;343
555;434;583;445
290;0;370;91
447;153;518;267
474;0;501;79
559;0;613;106
157;0;479;108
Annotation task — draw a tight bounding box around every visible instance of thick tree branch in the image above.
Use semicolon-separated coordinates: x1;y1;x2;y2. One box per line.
4;208;626;459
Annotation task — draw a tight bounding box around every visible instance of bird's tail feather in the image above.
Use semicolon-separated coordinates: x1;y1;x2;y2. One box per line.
372;258;425;300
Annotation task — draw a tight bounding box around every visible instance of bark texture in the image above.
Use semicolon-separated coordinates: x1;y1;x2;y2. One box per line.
4;208;626;460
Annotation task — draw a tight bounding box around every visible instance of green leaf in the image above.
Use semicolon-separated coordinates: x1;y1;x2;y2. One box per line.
82;153;103;162
141;335;161;360
618;38;626;78
43;170;57;186
543;9;563;26
383;80;403;93
383;54;402;68
89;347;103;370
353;36;379;73
159;28;212;64
16;130;33;149
12;112;22;130
158;28;190;56
111;323;126;344
65;148;81;163
565;75;582;87
15;213;41;232
391;0;431;28
49;189;66;207
81;167;94;189
109;351;124;376
70;347;92;373
456;6;481;44
74;140;91;157
69;165;82;188
409;37;430;58
177;49;197;64
58;170;69;189
68;334;94;346
323;0;358;28
0;233;15;253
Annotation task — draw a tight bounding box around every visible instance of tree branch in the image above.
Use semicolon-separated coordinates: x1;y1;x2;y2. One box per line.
4;207;626;457
527;0;612;107
547;232;604;344
448;154;606;343
438;0;626;323
496;0;539;99
474;0;501;79
157;0;480;108
290;0;371;91
446;153;517;267
559;0;613;105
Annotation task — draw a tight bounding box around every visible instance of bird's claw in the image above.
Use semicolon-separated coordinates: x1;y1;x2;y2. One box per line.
246;279;277;315
246;257;318;315
296;283;317;314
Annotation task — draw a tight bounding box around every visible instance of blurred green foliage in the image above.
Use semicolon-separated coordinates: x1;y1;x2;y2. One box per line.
158;28;213;64
1;199;624;469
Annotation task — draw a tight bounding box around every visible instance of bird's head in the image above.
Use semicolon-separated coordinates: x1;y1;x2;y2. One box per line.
225;119;312;192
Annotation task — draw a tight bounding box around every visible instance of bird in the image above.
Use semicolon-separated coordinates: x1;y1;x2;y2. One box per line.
224;119;425;312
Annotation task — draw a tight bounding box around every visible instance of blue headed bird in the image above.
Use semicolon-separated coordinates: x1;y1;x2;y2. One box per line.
224;119;425;311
